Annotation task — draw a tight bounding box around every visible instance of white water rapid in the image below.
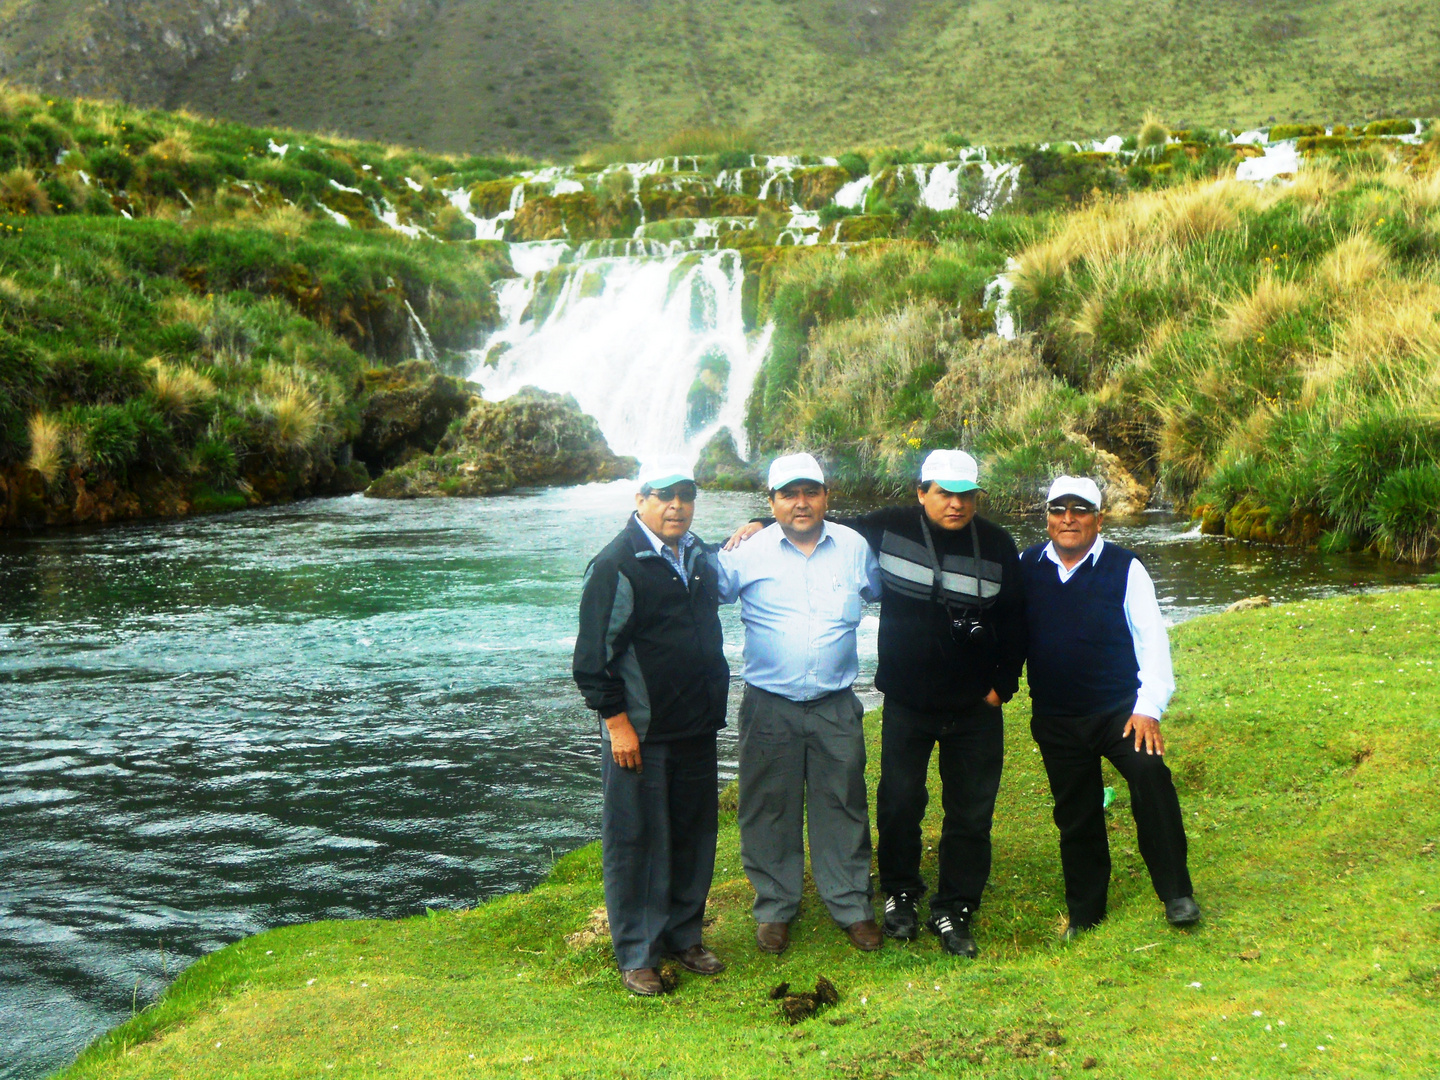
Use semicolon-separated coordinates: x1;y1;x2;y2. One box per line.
473;241;769;462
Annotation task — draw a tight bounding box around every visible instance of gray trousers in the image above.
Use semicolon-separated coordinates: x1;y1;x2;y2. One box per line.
600;732;718;971
737;684;874;926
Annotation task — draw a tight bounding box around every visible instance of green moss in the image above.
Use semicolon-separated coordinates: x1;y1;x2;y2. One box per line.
1269;123;1325;140
1364;118;1419;136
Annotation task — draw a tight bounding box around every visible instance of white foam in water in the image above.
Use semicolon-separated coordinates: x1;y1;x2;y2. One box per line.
473;247;759;462
985;257;1020;340
1236;141;1300;183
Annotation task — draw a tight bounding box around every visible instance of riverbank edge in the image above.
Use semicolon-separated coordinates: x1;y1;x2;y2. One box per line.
52;587;1440;1079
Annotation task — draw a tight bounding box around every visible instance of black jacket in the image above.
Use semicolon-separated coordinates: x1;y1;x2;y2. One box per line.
836;507;1026;714
572;516;729;742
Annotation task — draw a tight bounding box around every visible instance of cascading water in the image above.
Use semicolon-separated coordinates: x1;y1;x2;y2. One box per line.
473;241;769;463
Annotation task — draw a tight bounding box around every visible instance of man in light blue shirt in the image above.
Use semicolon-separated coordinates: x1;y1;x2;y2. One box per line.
716;453;884;954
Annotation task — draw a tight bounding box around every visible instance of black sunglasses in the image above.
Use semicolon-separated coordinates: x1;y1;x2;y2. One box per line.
646;483;698;503
1047;502;1097;516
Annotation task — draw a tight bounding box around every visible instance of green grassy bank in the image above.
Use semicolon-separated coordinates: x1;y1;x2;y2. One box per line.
57;588;1440;1079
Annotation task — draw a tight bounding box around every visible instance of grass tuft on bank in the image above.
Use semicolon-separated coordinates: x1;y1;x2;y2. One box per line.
57;588;1440;1079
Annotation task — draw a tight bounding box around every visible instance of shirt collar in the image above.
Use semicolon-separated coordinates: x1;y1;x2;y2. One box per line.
632;512;694;557
776;519;833;553
1041;534;1105;568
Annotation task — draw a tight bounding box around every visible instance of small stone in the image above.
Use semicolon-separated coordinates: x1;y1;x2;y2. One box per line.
1082;1056;1098;1069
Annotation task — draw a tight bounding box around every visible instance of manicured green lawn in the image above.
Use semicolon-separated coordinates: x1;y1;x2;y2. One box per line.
60;589;1440;1078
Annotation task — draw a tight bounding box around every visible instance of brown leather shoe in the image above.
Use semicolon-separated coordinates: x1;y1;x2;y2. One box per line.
670;944;725;975
755;922;790;954
845;919;883;952
620;967;664;996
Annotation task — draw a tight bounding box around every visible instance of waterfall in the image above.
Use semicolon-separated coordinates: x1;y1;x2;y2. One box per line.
471;243;766;463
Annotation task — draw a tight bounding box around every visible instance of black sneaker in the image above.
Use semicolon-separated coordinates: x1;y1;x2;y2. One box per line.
925;907;978;958
882;892;919;941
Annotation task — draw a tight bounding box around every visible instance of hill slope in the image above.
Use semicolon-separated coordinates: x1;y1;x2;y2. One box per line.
1;0;1438;156
56;588;1440;1078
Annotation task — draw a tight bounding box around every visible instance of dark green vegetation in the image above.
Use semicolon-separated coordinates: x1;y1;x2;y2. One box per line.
741;132;1440;563
3;0;1439;156
56;588;1440;1078
0;84;520;527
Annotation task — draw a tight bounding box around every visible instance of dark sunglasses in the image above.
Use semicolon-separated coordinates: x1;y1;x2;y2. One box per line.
1047;502;1097;517
647;483;697;503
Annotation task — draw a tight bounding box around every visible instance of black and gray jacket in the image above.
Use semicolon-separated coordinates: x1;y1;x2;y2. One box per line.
838;507;1026;714
572;516;729;743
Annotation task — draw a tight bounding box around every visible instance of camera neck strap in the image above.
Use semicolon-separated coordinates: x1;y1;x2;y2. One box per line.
920;509;982;619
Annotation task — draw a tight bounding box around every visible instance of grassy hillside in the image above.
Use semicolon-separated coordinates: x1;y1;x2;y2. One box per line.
0;0;1437;156
54;588;1440;1078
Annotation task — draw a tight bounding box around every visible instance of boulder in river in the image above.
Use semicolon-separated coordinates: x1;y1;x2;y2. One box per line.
366;386;636;499
694;428;762;491
354;360;477;474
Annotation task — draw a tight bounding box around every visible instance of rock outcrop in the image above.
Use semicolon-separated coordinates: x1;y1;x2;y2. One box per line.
365;387;636;499
694;428;762;491
354;361;476;474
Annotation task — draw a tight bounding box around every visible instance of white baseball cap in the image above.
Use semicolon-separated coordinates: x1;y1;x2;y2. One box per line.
1046;475;1103;509
637;457;695;492
920;449;982;493
767;452;825;491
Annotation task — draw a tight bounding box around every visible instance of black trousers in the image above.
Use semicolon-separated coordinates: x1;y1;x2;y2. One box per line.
1031;705;1192;928
600;732;718;971
876;697;1004;916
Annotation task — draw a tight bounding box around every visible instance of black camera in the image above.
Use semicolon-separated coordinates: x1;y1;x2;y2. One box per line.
950;616;993;645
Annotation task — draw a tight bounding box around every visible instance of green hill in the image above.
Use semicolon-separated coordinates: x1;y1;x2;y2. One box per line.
55;588;1440;1078
1;0;1438;156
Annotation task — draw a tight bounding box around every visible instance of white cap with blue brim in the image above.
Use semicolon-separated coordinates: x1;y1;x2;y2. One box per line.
920;449;982;493
637;458;695;492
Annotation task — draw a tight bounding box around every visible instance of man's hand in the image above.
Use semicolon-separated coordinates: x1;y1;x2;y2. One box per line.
983;688;1002;707
1122;713;1165;756
723;521;765;551
605;712;643;771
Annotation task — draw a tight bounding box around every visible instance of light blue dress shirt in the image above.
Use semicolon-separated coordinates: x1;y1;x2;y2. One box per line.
715;521;882;702
632;512;696;582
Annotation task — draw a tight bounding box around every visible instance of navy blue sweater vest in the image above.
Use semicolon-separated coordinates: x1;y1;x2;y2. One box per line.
1019;542;1141;717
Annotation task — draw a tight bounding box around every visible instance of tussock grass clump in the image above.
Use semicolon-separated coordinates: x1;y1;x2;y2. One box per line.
1316;233;1390;291
25;413;63;481
1215;273;1306;343
146;358;217;419
0;167;49;215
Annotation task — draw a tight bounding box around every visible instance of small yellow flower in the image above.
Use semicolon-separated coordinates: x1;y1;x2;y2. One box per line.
907;438;922;449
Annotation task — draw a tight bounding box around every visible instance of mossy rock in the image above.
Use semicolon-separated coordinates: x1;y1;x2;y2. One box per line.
836;214;896;243
368;387;635;499
356;360;476;473
318;187;377;228
1298;135;1360;152
507;192;635;241
1224;499;1282;543
468;178;522;217
1268;124;1325;140
694;428;761;490
793;166;850;210
1364;118;1418;137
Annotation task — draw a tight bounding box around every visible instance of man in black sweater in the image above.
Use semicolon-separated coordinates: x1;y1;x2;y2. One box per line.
573;461;730;996
727;449;1025;957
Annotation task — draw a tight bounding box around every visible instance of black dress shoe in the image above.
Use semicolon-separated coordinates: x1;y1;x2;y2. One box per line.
1165;896;1202;926
883;892;920;941
620;968;664;996
926;909;978;958
669;944;725;975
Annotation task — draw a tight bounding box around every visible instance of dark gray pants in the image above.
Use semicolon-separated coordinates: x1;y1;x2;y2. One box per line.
600;732;718;971
737;684;873;926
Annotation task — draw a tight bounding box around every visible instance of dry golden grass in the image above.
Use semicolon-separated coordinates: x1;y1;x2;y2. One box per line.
266;389;321;450
159;293;216;327
254;204;310;237
1302;282;1440;409
0;168;50;215
147;358;217;418
0;274;35;308
1215;273;1306;343
146;133;195;163
26;413;63;482
1316;233;1390;292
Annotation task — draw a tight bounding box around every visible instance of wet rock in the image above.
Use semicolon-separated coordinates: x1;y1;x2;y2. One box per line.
1225;595;1272;613
366;386;636;499
694;428;762;490
355;360;477;474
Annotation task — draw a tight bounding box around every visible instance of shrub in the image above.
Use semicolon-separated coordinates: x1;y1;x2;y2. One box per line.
836;152;868;179
1137;112;1169;158
88;147;135;190
0;168;50;215
1319;410;1440;533
1365;465;1440;562
715;150;751;171
0;135;19;171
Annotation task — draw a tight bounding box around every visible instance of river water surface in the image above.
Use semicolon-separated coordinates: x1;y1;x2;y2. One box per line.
0;487;1423;1078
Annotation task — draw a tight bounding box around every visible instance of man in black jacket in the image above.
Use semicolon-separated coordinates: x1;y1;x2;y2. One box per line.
727;449;1025;957
573;461;730;996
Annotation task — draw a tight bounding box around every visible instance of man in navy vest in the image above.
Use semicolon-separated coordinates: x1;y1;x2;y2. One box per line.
1018;475;1201;937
